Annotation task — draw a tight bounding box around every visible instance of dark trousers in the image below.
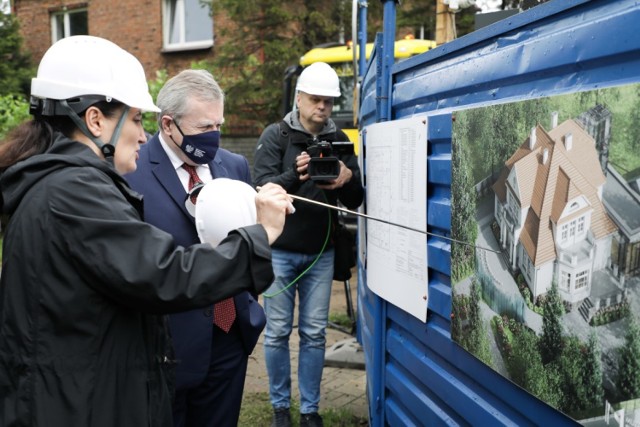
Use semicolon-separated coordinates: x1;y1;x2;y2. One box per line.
172;322;249;427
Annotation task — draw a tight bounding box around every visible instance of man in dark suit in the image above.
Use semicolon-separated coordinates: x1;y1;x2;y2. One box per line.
126;69;266;427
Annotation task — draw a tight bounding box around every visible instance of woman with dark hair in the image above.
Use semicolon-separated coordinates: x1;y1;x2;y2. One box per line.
0;35;290;427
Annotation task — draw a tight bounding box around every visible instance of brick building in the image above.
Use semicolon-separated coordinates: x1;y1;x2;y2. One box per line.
12;0;226;82
12;0;260;155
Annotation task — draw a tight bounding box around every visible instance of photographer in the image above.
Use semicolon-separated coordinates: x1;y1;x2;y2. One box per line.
253;62;364;427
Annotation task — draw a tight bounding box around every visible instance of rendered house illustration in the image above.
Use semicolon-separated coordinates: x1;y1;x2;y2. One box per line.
492;118;618;305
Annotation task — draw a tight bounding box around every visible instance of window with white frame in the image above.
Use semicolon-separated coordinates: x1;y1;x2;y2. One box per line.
559;215;586;244
51;7;88;42
575;270;588;289
163;0;214;51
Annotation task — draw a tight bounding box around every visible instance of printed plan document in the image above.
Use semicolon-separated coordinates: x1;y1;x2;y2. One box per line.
364;116;428;321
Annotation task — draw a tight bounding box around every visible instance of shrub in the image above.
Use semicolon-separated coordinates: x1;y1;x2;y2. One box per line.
0;94;30;140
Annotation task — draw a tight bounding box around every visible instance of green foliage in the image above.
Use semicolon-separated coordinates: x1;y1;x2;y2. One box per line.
0;12;34;98
538;280;564;365
583;331;604;408
199;1;449;133
200;1;345;132
454;280;493;367
629;85;640;151
616;317;640;400
451;291;466;342
0;94;30;140
494;309;607;415
396;2;435;40
328;311;353;330
451;114;478;283
589;300;630;326
517;282;544;316
517;330;562;408
556;336;587;413
142;69;169;135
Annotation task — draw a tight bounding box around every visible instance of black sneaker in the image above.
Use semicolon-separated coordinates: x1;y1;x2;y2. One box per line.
299;412;323;427
271;408;292;427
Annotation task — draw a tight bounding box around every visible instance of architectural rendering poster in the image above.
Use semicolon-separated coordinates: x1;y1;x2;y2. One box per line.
450;85;640;425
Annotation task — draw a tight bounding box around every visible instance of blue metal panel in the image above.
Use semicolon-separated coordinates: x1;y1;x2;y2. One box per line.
357;0;640;425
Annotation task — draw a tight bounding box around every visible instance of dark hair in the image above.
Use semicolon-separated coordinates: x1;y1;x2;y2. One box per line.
0;100;124;170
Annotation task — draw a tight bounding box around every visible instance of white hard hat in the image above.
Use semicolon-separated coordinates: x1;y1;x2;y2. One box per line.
194;178;257;247
296;62;341;97
31;35;159;113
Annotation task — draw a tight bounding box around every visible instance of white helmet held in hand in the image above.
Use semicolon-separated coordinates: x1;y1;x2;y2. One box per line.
31;35;159;113
296;62;341;97
194;178;257;247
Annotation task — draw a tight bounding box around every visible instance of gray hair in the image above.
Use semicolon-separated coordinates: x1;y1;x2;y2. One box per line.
156;69;225;127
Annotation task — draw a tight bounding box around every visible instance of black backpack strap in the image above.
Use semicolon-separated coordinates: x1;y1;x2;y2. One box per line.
277;120;290;152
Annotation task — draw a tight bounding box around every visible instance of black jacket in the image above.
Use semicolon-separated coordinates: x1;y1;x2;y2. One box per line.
253;112;364;254
0;133;274;426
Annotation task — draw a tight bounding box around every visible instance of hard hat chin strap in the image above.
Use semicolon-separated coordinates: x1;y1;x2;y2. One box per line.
105;107;130;158
58;99;129;159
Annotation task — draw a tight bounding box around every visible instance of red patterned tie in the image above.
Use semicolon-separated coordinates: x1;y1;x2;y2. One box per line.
182;163;236;333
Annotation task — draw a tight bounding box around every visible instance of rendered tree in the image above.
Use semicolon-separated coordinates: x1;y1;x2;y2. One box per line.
556;336;586;414
539;280;564;365
451;120;478;283
450;292;465;343
519;334;561;409
464;279;492;366
468;279;482;347
582;330;604;409
629;86;640;150
616;317;640;401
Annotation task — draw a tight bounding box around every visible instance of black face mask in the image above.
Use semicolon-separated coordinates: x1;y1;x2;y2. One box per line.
171;120;220;164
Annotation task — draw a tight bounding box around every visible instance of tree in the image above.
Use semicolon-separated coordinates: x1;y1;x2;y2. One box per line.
198;1;356;134
629;86;640;150
582;330;604;409
616;317;640;401
556;336;586;414
200;1;466;133
451;116;478;282
511;327;562;409
0;12;33;98
397;2;436;40
539;280;564;365
464;278;493;366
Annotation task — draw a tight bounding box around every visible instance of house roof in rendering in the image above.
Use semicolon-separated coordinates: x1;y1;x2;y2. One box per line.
603;164;640;242
492;119;618;266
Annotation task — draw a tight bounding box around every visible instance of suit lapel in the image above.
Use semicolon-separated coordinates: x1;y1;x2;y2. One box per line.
210;155;228;179
148;137;194;221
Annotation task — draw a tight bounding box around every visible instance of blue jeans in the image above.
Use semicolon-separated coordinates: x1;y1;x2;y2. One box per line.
263;248;334;414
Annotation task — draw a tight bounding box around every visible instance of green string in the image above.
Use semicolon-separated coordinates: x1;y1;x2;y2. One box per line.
263;192;332;298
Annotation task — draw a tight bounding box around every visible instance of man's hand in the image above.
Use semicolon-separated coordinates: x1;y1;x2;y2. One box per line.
255;183;292;244
316;161;352;190
294;152;311;182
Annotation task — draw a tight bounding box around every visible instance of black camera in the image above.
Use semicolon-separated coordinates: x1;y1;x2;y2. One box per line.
306;141;354;182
